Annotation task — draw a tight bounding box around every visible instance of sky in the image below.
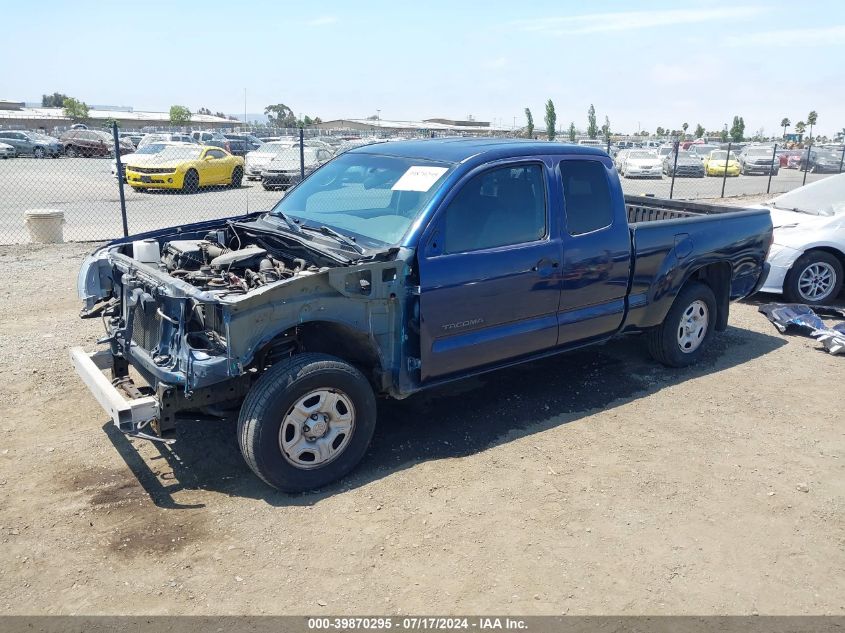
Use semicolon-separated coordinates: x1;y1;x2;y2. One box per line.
2;0;843;136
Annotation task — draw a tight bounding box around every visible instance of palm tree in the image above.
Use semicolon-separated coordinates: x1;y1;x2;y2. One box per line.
795;121;806;140
780;117;791;138
682;122;688;139
807;111;818;141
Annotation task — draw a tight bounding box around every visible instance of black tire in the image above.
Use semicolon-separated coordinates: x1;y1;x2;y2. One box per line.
783;250;844;305
647;281;717;367
230;166;243;188
182;169;199;194
238;353;377;493
33;146;46;159
262;182;273;190
65;146;78;158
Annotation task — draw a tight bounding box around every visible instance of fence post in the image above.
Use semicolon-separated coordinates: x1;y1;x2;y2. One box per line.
669;140;679;200
802;142;812;186
766;143;777;194
839;145;844;174
299;128;305;183
606;139;611;155
112;122;129;237
720;142;731;198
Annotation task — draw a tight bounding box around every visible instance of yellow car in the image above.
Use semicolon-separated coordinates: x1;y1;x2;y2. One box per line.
125;144;244;192
703;150;740;177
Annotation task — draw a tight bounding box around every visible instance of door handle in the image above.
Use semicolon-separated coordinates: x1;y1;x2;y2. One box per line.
532;260;560;273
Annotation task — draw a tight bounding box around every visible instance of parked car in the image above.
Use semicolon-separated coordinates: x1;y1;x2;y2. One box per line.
662;151;705;177
779;149;804;168
111;141;195;179
757;173;845;303
577;139;604;147
0;130;62;157
191;130;232;153
620;150;663;178
137;133;195;149
657;145;674;160
613;148;630;171
61;129;134;157
703;150;740;177
799;149;843;174
72;139;772;492
687;144;720;161
737;146;779;175
244;140;299;180
261;146;334;190
124;144;244;192
119;131;146;148
0;142;15;158
223;133;264;157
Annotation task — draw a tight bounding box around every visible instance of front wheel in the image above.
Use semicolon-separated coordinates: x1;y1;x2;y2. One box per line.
182;169;199;194
230;166;243;188
238;353;377;492
33;147;46;159
783;251;843;304
65;146;78;158
647;281;717;367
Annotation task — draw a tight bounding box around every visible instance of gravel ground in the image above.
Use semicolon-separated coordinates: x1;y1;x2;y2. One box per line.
0;242;843;615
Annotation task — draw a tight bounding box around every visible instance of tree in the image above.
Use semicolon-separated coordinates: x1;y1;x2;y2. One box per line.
694;123;705;139
601;115;610;141
729;115;745;142
587;104;598;139
313;117;323;125
682;122;689;138
169;105;191;126
795;120;806;137
720;127;729;143
264;103;297;128
544;99;556;141
568;121;576;142
524;107;534;139
807;110;818;141
197;107;212;115
62;97;89;122
42;92;68;107
655;126;665;137
780;117;791;138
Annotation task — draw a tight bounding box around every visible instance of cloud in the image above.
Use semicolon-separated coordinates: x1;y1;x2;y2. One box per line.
724;24;845;45
481;57;509;70
511;7;764;35
307;16;337;27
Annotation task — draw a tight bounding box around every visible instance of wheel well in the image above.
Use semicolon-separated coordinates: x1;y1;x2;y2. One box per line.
686;261;732;331
796;247;845;272
255;321;384;390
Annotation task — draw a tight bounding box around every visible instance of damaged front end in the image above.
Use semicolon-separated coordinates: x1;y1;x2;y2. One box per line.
72;214;410;442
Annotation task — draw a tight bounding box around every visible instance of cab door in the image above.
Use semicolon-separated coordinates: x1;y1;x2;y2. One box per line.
203;148;229;184
417;161;563;380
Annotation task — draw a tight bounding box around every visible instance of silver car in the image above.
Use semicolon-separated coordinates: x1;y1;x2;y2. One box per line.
0;130;62;158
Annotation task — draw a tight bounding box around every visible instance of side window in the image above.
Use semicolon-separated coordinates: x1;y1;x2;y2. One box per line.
207;149;225;159
560;160;613;236
441;163;546;255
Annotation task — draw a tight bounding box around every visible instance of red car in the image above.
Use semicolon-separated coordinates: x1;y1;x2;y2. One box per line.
60;129;134;157
779;149;804;168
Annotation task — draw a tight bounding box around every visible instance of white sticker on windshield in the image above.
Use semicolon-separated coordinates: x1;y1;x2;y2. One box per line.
391;166;449;192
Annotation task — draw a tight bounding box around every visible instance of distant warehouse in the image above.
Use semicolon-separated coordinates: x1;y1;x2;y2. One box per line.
312;118;511;135
0;100;239;131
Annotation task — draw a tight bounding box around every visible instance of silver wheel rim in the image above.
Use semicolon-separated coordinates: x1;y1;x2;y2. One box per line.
278;389;355;469
797;262;836;301
677;299;709;354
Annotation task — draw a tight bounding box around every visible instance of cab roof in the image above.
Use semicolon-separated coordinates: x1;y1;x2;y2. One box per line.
351;138;608;163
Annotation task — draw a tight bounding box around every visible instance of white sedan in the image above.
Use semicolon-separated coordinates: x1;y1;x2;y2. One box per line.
758;174;845;304
620;150;663;179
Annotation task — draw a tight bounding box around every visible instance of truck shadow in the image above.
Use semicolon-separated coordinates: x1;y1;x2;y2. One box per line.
103;325;786;509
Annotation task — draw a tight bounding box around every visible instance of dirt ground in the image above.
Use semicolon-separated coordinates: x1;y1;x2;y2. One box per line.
0;242;843;616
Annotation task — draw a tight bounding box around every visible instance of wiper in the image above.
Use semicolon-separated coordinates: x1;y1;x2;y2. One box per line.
300;224;364;254
269;211;302;232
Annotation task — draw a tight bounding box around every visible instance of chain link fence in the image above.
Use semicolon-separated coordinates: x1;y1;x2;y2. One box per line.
0;123;842;245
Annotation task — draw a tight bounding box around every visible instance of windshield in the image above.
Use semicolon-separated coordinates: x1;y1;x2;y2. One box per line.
152;146;203;160
710;151;737;161
628;151;656;159
746;147;774;156
135;143;169;154
257;142;295;153
270;152;453;246
675;152;693;159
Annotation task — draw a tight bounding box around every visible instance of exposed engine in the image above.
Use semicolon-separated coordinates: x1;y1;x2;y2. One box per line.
132;231;320;293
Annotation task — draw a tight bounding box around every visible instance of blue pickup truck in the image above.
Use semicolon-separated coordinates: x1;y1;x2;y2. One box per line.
72;139;772;491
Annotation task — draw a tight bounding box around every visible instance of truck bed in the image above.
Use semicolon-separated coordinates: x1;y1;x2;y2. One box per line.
625;194;752;224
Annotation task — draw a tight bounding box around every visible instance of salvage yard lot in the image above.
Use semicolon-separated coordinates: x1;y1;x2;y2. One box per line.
0;156;835;244
0;242;843;615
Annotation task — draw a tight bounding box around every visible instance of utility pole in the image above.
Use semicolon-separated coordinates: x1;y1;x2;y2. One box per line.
377;109;381;121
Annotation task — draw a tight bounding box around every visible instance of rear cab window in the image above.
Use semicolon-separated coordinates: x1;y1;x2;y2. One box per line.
559;160;614;235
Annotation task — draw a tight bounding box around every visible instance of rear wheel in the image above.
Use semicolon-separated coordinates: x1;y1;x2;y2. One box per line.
783;251;843;304
237;353;377;492
182;169;199;194
230;166;243;188
33;146;46;159
647;281;717;367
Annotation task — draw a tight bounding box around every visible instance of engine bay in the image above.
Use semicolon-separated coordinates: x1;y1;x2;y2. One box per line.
131;229;324;294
